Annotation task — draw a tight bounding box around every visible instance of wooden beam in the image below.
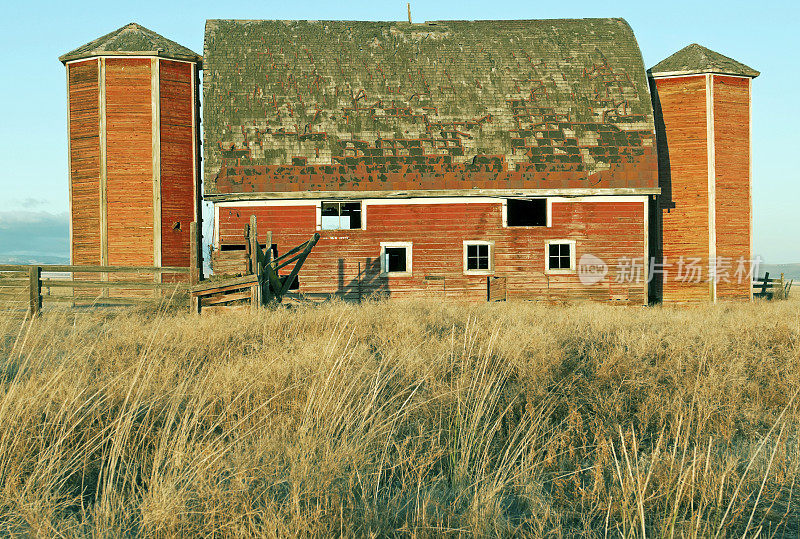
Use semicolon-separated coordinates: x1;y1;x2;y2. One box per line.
279;233;320;296
204;187;662;202
0;264;189;273
41;280;188;290
248;215;261;310
191;273;259;294
190;221;200;312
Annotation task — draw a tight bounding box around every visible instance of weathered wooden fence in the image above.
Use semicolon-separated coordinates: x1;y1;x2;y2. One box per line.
0;264;192;316
753;272;793;300
0;223;201;317
191;216;319;313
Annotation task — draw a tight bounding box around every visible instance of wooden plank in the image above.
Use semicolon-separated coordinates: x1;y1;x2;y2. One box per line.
198;304;249;314
0;271;28;277
206;187;661;203
0;265;189;273
0;279;29;286
45;295;187;305
191;273;258;293
249;215;261;310
193;280;258;297
201;291;251;306
190;221;200;312
279;233;320;296
41;280;189;290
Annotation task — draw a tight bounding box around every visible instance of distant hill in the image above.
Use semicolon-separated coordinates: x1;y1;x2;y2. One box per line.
0;254;70;265
761;264;800;281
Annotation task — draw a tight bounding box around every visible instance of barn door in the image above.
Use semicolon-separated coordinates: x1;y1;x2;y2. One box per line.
487;276;507;301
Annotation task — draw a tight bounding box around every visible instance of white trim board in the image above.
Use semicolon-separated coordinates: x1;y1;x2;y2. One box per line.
706;73;717;303
65;55;199;66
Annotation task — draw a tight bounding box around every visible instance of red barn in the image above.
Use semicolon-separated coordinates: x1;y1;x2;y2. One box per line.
203;19;663;303
59;23;202;272
61;20;758;304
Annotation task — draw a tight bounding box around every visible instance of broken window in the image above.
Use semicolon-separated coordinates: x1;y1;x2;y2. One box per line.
506;198;547;227
464;241;493;274
546;240;575;272
321;201;362;230
380;242;412;275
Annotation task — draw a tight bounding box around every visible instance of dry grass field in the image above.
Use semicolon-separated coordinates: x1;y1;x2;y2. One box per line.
0;296;798;537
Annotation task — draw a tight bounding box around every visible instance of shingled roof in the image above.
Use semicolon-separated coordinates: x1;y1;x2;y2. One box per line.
59;22;202;65
649;44;759;78
203;19;658;197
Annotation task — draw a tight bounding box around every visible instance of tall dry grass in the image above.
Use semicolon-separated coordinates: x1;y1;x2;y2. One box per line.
0;296;798;536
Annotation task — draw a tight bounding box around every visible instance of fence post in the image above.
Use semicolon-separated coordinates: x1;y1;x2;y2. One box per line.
190;221;201;313
248;215;261;310
263;230;273;304
28;265;41;317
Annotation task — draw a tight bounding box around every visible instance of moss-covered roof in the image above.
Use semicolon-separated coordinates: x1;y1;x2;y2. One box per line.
59;22;201;65
203;19;658;196
649;44;759;78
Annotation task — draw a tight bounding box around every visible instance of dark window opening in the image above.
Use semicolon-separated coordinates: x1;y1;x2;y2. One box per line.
466;244;490;271
220;244;246;251
321;201;362;230
271;244;278;258
507;198;547;226
548;243;572;270
385;247;407;273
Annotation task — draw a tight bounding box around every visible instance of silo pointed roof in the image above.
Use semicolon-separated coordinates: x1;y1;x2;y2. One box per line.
649;43;758;78
59;22;202;65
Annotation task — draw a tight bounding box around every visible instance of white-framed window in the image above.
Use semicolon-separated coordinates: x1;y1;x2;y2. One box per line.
463;240;494;275
502;198;550;227
380;242;412;276
545;239;576;273
319;200;363;230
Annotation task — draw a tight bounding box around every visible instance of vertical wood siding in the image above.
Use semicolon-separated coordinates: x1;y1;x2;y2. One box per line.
105;58;154;266
216;199;647;304
68;59;101;265
713;76;751;300
159;60;195;268
654;76;711;302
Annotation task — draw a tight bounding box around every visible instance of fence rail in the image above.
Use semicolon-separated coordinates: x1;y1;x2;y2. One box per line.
752;272;793;300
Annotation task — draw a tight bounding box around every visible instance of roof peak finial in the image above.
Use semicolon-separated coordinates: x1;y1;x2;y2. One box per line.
407;3;412;24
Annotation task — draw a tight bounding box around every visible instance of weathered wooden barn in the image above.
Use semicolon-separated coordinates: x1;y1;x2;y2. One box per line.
61;19;758;303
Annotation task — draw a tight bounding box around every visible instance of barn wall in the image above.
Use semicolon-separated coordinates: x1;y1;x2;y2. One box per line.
105;58;154;266
653;75;711;302
68;59;101;265
215;198;648;304
713;75;751;300
159;60;195;268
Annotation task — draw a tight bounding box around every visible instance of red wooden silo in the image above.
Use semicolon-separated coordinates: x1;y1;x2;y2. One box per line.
649;44;758;303
59;23;202;272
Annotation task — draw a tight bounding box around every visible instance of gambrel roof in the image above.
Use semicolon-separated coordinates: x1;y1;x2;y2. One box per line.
650;43;759;78
202;18;658;198
59;22;202;65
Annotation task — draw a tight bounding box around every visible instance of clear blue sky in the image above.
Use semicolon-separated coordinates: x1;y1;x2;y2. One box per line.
1;0;797;263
